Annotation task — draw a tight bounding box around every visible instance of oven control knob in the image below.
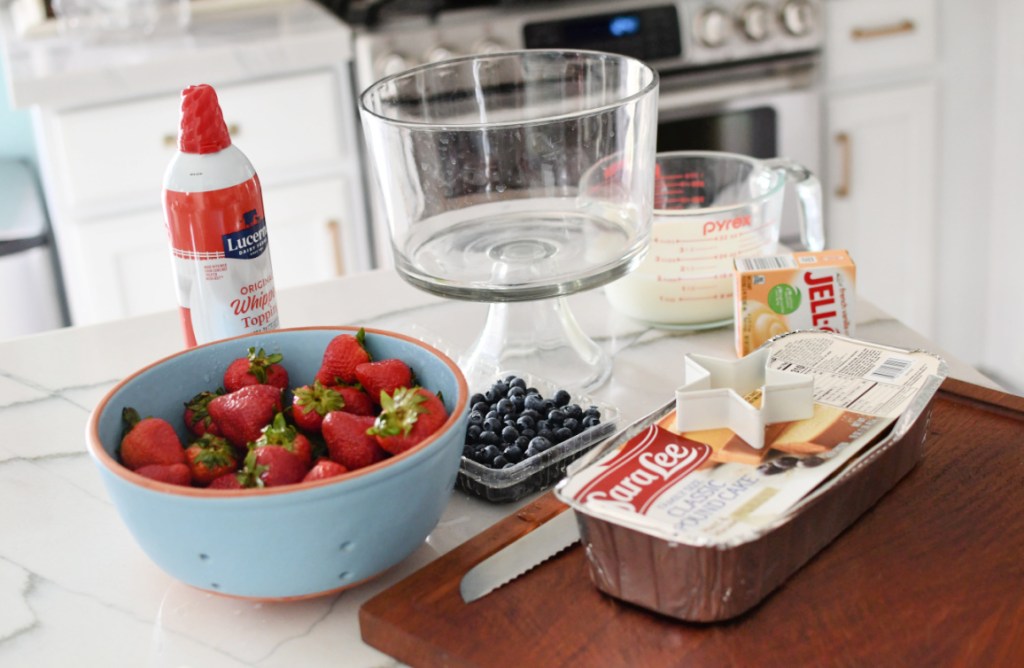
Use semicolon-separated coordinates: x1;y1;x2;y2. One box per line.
424;45;459;64
780;0;816;36
377;51;415;79
739;2;772;42
695;7;731;48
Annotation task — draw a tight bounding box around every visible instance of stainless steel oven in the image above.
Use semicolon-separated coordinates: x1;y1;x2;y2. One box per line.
338;0;824;261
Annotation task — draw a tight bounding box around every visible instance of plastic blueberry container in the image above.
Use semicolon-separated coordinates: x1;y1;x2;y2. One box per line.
456;375;619;503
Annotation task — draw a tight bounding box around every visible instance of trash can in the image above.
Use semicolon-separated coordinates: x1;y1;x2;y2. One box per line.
0;159;67;340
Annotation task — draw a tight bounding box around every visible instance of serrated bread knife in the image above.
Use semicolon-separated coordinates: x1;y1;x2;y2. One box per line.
459;507;580;604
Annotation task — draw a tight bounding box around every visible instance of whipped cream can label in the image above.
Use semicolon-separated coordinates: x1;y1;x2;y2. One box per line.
164;177;279;347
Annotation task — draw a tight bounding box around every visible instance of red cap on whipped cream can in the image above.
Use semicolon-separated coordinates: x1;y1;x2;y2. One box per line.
162;84;280;347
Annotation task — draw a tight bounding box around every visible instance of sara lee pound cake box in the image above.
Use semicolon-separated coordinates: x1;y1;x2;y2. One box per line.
555;331;947;622
734;250;856;356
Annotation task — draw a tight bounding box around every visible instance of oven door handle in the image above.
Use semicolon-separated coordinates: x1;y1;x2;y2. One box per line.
657;68;815;112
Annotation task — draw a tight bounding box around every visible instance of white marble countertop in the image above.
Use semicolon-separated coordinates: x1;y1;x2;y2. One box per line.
0;268;1003;666
0;0;350;110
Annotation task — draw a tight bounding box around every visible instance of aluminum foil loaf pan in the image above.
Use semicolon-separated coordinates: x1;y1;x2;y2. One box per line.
555;331;947;622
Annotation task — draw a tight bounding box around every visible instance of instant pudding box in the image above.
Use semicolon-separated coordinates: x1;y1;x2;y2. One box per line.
555;330;946;622
733;250;856;356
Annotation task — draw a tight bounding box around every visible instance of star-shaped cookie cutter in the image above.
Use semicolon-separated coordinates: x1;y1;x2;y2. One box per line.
674;348;815;449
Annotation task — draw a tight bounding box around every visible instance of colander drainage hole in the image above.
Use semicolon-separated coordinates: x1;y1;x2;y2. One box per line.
199;553;209;561
210;583;220;589
339;541;353;552
339;572;351;581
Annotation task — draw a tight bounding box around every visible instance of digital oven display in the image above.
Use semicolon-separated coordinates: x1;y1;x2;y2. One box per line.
524;5;682;62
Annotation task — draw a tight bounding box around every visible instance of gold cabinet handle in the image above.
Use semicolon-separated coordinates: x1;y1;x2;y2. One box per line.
834;132;851;199
163;123;240;148
851;19;915;41
326;219;345;276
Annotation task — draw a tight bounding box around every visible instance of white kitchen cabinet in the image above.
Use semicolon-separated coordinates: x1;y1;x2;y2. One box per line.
34;68;371;326
60;174;360;324
823;0;939;337
825;82;937;336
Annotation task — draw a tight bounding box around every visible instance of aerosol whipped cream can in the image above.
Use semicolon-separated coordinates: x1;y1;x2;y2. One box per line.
162;84;280;347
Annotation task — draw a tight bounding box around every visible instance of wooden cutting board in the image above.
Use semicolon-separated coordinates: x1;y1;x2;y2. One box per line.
359;378;1024;666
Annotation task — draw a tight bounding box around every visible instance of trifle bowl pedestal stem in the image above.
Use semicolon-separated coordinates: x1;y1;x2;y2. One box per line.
459;297;611;395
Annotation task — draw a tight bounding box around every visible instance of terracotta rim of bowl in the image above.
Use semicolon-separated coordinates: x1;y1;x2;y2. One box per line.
85;326;469;498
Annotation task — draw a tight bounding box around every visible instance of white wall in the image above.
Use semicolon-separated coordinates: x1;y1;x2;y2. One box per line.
982;0;1024;393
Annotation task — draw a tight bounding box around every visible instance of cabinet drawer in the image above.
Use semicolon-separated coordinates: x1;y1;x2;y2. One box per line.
52;70;345;215
825;0;938;81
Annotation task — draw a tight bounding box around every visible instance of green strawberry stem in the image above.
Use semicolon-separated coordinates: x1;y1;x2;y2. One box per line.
369;387;426;437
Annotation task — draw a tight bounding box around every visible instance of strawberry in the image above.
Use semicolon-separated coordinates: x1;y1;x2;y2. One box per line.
291;381;346;433
183;389;224;437
252;412;313;468
322;411;388;471
208;472;246;489
334;386;376;416
302;458;349;483
134;463;191;486
355;358;413;406
223;347;289;392
207;384;283;449
315;329;370;386
119;407;187;470
184;433;239;486
368;387;449;455
242;445;307;488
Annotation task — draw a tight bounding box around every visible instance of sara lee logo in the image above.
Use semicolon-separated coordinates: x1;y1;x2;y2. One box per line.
222;209;269;260
572;426;712;513
702;215;751;237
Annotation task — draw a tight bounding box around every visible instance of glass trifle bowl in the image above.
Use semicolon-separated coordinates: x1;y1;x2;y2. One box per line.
359;49;659;392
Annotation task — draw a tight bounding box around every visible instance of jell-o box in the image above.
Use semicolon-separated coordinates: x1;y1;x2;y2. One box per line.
733;250;856;356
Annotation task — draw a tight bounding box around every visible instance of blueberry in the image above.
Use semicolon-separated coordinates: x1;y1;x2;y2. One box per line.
536;419;550;432
563;417;580;434
471;401;490;414
542;399;556;414
521;408;541;421
525;445;539;458
466;424;482;442
529;436;552;452
501;425;519;443
537;428;555;443
520;428;536;439
504;445;524;462
480;430;502;446
496;398;515;415
524;394;545;412
554;389;571;407
483;416;503;432
469;392;486;407
585;406;601;419
509;377;527;390
554;427;573;442
565;404;583;420
485;409;499;421
510;394;526;411
493;455;508;468
467;410;484;426
514;435;530;449
508;385;526;398
516;415;535;431
462;445;475;457
582;415;601;429
548;409;566;424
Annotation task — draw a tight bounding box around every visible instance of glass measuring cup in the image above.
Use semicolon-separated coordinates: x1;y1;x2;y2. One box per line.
604;151;824;329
